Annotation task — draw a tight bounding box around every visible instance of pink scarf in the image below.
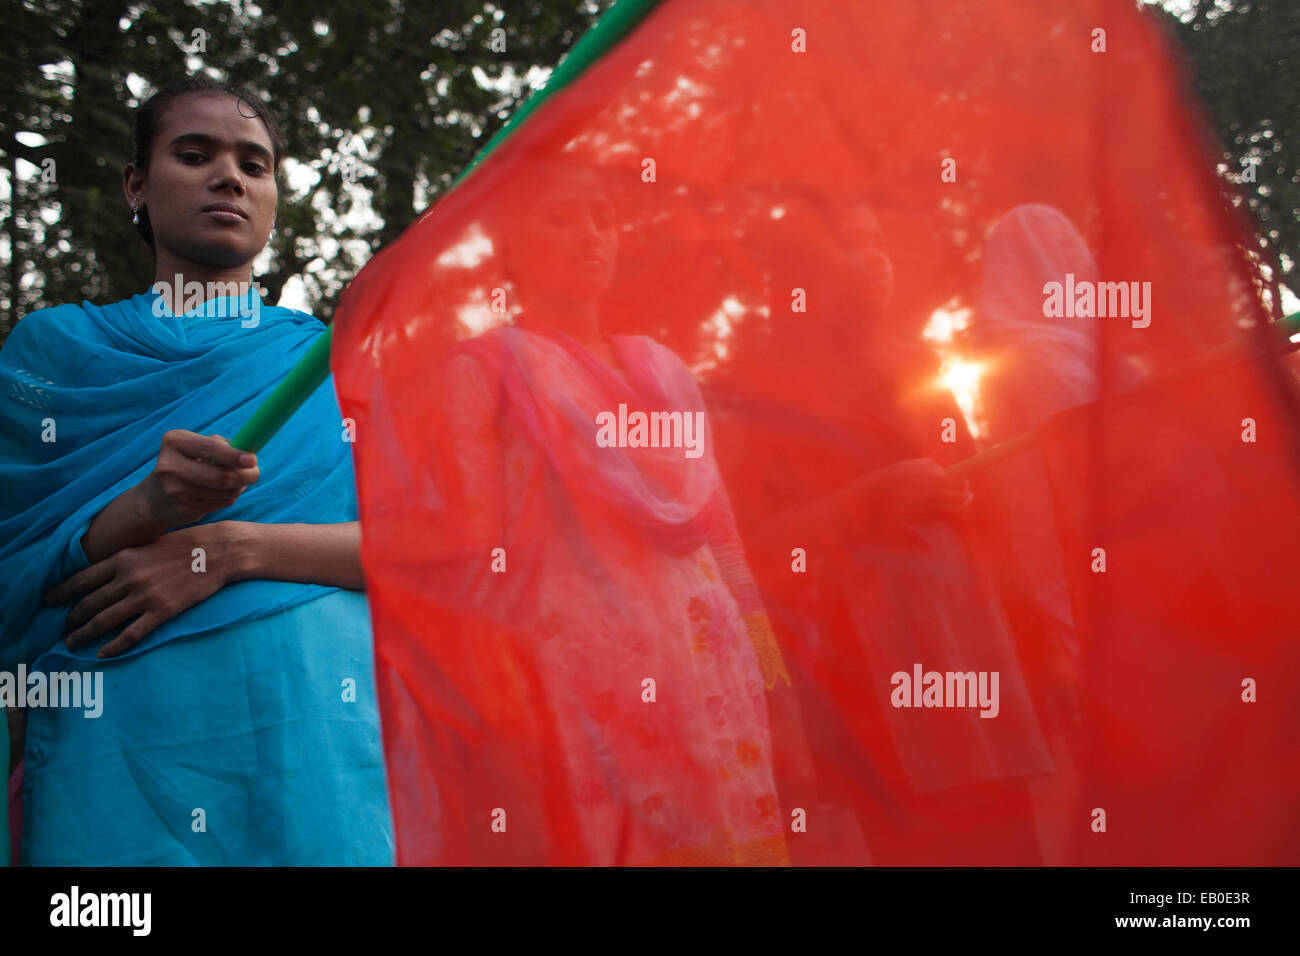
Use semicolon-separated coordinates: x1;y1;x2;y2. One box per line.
454;323;722;553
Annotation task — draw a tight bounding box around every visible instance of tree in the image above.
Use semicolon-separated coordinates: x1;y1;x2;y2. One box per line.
1146;0;1299;316
0;0;612;340
2;0;1295;345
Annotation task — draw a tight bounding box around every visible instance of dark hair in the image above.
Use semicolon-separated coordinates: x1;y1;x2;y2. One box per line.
130;76;288;252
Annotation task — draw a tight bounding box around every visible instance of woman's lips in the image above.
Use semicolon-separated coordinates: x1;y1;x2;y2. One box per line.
205;210;246;224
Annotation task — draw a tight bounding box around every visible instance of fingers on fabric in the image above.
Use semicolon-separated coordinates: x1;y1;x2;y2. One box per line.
45;560;115;605
96;612;165;658
64;592;143;648
64;577;131;630
59;550;181;653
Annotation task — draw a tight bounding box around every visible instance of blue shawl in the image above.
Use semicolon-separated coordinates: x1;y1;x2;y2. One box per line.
0;289;357;670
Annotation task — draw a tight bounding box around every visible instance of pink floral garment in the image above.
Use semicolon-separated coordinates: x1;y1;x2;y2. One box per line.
440;324;787;865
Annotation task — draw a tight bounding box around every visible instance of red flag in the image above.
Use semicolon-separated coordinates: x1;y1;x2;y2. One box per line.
332;0;1300;864
1035;352;1300;865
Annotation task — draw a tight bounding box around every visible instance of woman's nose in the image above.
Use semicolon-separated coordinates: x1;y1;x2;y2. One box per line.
213;159;246;194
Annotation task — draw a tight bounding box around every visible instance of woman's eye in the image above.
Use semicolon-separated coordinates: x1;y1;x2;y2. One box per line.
243;162;268;175
180;152;205;164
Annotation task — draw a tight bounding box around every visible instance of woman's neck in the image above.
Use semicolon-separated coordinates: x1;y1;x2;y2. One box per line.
514;295;623;368
516;296;600;341
152;251;255;314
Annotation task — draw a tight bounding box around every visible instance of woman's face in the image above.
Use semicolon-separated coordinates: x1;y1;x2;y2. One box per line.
125;92;278;269
506;170;619;306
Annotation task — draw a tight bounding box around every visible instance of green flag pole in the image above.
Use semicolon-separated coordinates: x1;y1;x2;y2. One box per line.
945;310;1300;479
230;0;665;453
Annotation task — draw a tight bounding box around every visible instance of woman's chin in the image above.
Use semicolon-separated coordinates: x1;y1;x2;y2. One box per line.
169;240;262;271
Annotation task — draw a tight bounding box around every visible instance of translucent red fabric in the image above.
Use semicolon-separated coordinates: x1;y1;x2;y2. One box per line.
332;0;1300;865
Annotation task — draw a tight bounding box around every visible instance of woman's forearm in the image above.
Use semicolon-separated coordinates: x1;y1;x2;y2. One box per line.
227;520;366;590
744;471;880;581
81;431;262;563
81;483;174;564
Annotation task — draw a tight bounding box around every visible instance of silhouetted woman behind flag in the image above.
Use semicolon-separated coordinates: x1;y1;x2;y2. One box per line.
369;159;795;865
705;195;1057;864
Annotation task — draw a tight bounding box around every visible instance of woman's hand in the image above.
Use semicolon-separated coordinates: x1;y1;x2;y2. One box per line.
48;522;248;659
848;457;972;529
80;431;260;564
49;521;363;658
139;430;261;529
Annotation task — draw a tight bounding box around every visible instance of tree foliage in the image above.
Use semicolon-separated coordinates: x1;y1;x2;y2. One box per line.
1147;0;1299;316
0;0;1295;344
0;0;611;338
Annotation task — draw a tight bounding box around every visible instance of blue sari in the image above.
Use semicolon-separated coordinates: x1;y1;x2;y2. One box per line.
0;289;393;865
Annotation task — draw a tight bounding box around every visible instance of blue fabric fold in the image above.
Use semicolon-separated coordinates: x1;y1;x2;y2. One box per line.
0;289;355;670
21;588;394;866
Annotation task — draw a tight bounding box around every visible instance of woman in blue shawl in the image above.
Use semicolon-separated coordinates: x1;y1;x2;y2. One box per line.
0;78;394;865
